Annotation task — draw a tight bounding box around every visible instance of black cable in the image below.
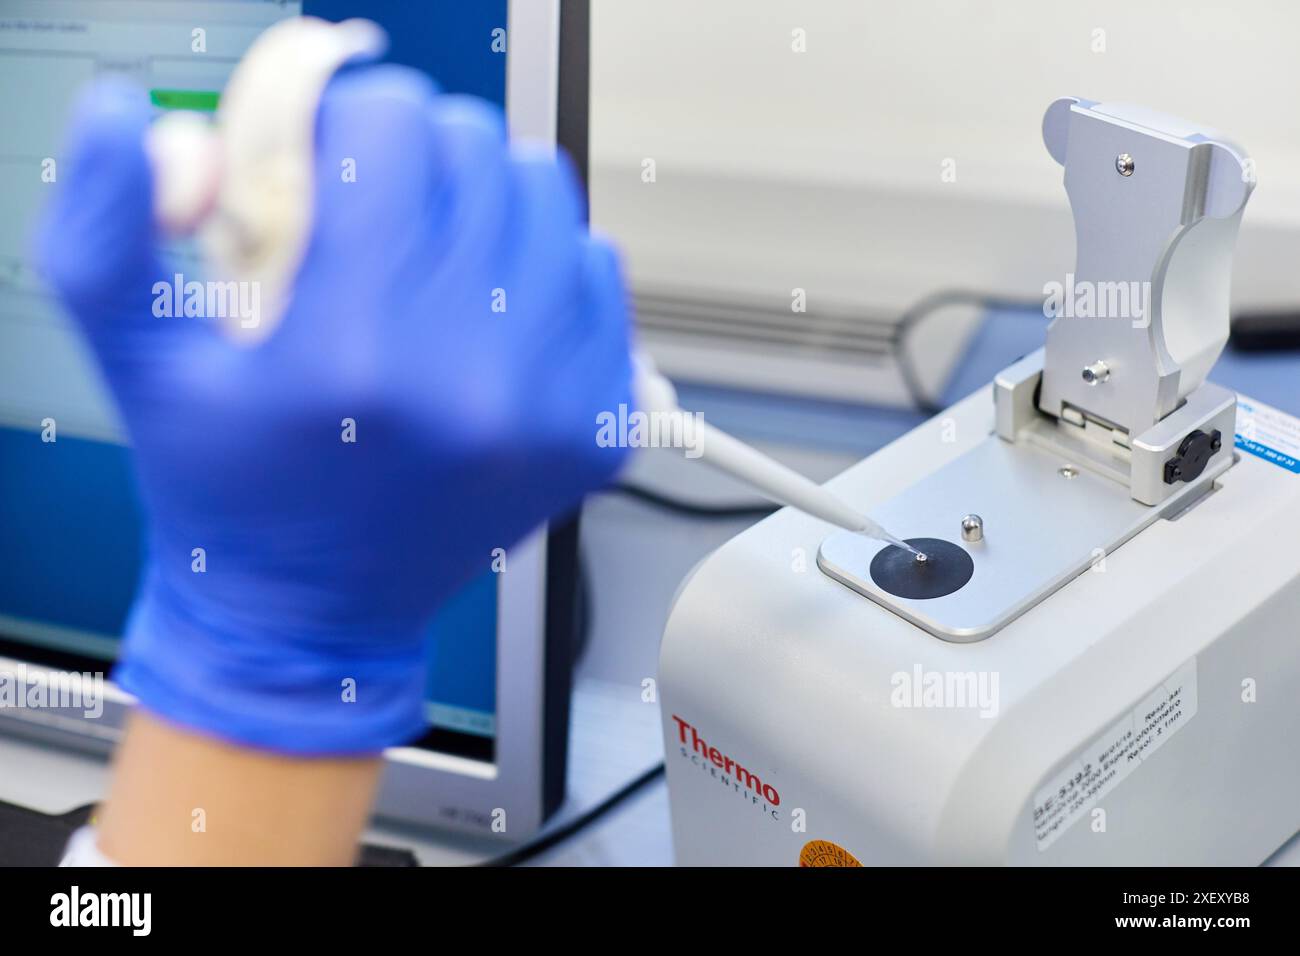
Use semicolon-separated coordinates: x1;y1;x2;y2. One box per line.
603;482;778;520
891;289;1045;415
477;762;666;867
1229;309;1300;352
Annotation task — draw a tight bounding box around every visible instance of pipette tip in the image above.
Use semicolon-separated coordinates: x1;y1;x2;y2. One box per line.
866;529;925;559
895;540;927;560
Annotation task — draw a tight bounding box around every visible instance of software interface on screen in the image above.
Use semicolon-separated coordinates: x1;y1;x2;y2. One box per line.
0;0;501;760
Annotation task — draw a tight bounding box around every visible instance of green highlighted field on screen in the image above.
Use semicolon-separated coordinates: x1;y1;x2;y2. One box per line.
149;89;220;111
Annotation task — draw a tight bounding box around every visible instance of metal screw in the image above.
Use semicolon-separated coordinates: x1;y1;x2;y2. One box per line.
1081;360;1110;385
1115;153;1135;176
914;551;929;565
960;514;984;542
1059;465;1079;479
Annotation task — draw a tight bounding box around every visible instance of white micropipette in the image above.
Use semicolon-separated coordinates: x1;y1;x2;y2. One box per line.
634;356;921;556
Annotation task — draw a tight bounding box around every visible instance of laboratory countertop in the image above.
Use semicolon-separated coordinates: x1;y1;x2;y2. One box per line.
3;307;1299;866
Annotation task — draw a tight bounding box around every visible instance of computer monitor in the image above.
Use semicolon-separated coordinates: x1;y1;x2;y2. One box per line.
0;0;589;838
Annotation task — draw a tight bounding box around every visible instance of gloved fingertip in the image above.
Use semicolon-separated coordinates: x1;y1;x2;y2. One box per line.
581;234;636;463
57;79;155;206
35;78;156;304
320;62;440;120
583;234;629;315
311;64;444;242
317;64;440;159
553;144;584;196
66;76;154;158
430;93;508;145
586;230;623;269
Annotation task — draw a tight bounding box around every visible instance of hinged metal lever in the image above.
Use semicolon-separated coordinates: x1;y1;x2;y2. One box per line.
1037;97;1254;436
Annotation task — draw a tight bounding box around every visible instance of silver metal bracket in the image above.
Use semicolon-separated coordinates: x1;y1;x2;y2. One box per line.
818;97;1251;642
996;350;1236;507
1037;97;1253;436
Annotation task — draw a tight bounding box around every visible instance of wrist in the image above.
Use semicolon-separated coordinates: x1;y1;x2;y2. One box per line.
98;710;383;865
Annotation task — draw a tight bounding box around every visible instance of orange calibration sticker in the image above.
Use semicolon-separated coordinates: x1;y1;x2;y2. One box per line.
799;840;862;867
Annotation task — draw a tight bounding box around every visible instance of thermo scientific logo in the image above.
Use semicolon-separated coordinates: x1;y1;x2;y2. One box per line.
671;714;781;817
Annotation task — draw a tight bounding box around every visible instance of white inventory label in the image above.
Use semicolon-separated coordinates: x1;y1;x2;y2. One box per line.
1236;398;1300;475
1033;658;1198;851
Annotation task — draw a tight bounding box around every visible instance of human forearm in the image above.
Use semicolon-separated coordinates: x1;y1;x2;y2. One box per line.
96;710;383;866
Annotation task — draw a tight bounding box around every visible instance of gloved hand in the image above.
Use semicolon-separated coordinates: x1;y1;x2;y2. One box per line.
36;68;633;753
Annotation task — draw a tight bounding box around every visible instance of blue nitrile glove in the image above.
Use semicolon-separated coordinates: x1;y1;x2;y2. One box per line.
35;68;633;753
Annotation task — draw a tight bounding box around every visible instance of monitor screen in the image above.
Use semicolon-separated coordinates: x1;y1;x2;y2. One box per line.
0;0;508;762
